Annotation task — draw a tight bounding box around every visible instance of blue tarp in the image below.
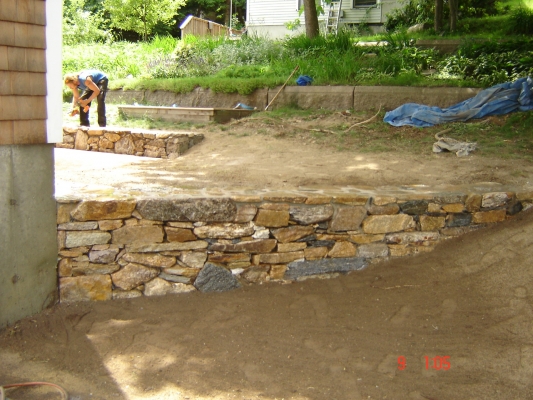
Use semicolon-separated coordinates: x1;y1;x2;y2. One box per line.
383;77;533;127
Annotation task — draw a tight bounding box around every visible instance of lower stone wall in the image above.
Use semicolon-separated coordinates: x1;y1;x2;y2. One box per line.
56;126;204;159
57;191;533;302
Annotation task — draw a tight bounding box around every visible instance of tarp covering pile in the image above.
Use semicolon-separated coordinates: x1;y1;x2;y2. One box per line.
383;76;533;127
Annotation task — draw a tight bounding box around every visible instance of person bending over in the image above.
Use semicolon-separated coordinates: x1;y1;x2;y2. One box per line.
64;70;108;127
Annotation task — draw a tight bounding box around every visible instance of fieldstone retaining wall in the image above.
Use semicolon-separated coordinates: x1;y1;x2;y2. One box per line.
56;125;204;159
106;86;481;112
57;190;533;302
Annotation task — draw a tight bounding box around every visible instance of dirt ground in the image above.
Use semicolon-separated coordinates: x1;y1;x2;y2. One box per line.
2;114;533;399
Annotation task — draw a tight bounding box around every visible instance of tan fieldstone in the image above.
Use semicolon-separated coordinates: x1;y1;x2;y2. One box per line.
316;233;350;241
60;275;112;302
389;244;435;257
262;196;305;203
57;202;78;224
57;231;66;251
193;222;254;239
440;225;484;236
208;253;251;264
328;241;357;258
121;252;175;268
517;191;533;202
112;225;164;245
304;247;329;260
368;203;400;215
305;196;332;205
362;215;415;234
256;251;304;264
113;289;143;299
386;231;440;244
74;129;88;150
329;206;367;232
163;266;201;278
242;266;269;282
165;227;197;242
180;251;207;268
58;258;72;277
71;200;136;221
419;215;446;231
104;132;121;142
465;194;482;212
272;225;314;243
260;203;290;211
254;209;289;227
58;221;98;231
473;209;507;224
59;247;89;257
427;203;443;213
111;263;159;290
372;196;397;206
143;278;196;296
358;243;389;258
65;231;111;248
333;196;369;205
349;233;385;244
99;138;114;150
234;204;258;223
269;264;288;280
442;203;465;213
124;218;139;226
230;195;262;203
167;222;194;228
278;242;307;252
72;263;121;276
97;219;124;231
228;261;251;269
89;248;120;264
128;240;208;253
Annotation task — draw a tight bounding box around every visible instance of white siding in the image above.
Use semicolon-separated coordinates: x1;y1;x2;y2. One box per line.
246;0;401;36
247;0;302;27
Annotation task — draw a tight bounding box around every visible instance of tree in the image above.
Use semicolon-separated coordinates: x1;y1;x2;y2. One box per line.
434;0;443;32
449;0;458;32
303;0;320;38
103;0;186;41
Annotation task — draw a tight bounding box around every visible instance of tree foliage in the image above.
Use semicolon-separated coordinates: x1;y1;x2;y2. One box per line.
103;0;186;41
63;0;111;44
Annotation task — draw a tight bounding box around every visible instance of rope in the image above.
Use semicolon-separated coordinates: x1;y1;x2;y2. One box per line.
0;382;69;400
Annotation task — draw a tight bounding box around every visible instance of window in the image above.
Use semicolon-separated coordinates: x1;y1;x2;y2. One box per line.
353;0;376;7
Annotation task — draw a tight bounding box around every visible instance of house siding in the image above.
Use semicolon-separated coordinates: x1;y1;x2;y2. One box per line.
247;0;401;36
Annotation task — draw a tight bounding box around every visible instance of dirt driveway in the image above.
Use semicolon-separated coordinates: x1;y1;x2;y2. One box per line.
2;116;533;399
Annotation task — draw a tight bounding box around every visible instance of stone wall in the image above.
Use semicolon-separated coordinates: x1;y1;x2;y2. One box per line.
57;190;533;302
57;125;204;159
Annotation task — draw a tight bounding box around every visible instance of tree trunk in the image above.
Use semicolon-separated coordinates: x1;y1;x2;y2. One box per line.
449;0;458;32
225;0;232;26
434;0;443;32
303;0;319;39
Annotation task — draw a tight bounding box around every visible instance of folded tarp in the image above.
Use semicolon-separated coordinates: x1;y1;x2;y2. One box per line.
383;76;533;127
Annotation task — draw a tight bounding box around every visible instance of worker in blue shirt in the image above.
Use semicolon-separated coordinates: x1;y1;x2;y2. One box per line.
64;70;108;127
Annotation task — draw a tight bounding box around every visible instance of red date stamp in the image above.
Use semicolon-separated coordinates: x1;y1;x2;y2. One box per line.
397;356;451;370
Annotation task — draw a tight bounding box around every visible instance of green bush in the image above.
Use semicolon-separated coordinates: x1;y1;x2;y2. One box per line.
508;6;533;34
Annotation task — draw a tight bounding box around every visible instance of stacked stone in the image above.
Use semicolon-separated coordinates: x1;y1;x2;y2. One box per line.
57;191;531;302
57;126;204;159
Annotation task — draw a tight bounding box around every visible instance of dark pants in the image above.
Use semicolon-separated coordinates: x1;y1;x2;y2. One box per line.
79;78;108;127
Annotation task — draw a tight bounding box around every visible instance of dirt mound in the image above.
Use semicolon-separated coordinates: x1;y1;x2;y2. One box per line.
2;208;533;399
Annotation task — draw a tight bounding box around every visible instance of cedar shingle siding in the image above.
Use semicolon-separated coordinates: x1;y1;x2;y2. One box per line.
0;0;47;145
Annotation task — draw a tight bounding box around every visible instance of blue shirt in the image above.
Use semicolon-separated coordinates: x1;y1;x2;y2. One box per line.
78;70;107;90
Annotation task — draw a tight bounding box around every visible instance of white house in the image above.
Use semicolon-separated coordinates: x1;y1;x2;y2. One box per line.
245;0;402;39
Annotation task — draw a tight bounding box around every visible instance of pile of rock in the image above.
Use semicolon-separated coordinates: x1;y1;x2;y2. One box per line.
57;126;204;159
56;190;532;302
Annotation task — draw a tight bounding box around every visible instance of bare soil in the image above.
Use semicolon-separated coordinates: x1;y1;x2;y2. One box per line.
2;113;533;400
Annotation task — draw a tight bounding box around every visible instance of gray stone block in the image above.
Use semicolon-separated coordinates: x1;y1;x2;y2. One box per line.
136;198;237;222
284;257;367;280
194;263;241;292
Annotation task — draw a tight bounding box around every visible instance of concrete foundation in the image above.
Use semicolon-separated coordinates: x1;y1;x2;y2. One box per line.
0;145;58;329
